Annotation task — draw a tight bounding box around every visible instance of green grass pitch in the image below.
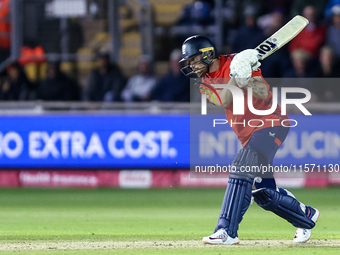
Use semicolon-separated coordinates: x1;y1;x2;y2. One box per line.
0;187;339;254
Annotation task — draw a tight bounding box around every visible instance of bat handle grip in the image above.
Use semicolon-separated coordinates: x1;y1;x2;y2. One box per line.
230;71;236;78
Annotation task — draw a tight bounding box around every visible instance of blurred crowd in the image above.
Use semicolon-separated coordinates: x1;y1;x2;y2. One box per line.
0;50;190;103
176;0;340;101
1;0;340;102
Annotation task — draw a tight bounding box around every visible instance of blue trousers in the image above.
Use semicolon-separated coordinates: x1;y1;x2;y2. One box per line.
244;125;290;189
215;125;292;236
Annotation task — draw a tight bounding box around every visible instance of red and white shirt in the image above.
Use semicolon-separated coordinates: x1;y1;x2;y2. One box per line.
204;54;289;146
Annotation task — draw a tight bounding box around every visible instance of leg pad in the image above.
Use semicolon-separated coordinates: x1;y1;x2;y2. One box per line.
215;177;253;238
252;188;315;229
215;147;258;238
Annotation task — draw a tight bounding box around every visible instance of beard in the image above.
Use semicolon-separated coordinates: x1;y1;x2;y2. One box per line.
194;66;208;77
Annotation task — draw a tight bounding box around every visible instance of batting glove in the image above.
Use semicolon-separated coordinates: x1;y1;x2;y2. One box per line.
230;58;253;88
235;49;261;71
230;49;261;88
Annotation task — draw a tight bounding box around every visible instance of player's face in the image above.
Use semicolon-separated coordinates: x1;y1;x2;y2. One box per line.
333;14;340;28
188;54;207;77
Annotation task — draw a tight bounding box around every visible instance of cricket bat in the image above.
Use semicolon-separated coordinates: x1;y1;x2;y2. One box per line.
230;15;309;77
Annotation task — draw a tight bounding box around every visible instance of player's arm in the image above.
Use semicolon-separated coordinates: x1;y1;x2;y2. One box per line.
218;77;238;107
217;78;237;107
244;76;268;99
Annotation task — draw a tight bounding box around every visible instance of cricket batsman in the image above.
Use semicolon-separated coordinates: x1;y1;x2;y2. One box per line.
179;35;319;244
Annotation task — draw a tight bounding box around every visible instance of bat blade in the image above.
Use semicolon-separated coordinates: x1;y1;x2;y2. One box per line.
230;15;309;77
256;15;309;60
